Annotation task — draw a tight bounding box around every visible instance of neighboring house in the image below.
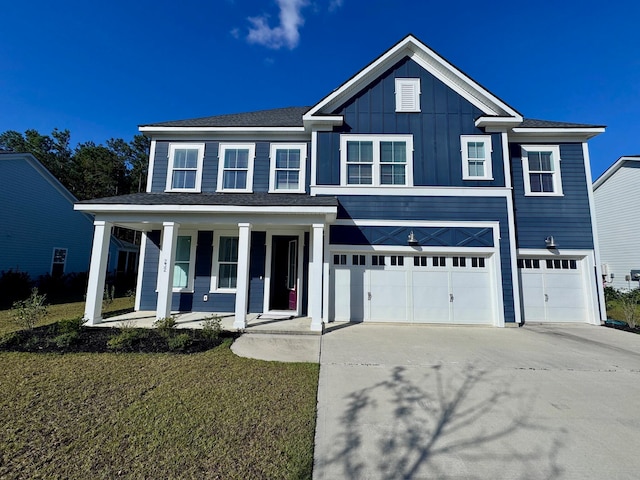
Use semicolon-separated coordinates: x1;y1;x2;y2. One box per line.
76;34;606;330
593;156;640;290
0;152;133;281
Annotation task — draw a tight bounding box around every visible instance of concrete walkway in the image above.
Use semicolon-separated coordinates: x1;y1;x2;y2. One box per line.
313;323;640;480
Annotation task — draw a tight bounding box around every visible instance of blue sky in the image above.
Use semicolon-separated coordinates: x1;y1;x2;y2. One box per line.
1;0;639;178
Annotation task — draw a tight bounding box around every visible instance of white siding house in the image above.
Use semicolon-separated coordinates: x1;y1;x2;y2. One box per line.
593;156;640;290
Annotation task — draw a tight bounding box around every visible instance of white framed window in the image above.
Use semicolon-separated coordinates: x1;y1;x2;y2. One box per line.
211;232;239;292
165;143;205;192
461;135;493;180
269;143;307;193
172;233;197;292
51;248;67;276
521;145;563;196
340;135;413;187
395;78;421;112
217;143;255;192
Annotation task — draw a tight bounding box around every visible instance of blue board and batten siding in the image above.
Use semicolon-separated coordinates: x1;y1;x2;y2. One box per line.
510;143;594;250
330;195;516;322
139;230;267;313
151;141;310;193
316;58;505;188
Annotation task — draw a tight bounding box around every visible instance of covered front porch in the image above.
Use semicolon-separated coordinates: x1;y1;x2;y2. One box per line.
75;192;338;332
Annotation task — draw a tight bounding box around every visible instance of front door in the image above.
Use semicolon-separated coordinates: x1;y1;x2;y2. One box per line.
269;236;298;311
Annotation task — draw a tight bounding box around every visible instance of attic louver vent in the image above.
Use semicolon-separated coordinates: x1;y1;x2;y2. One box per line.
395;78;421;112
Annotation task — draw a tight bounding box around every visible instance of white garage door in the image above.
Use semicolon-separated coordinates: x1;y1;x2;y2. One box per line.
518;257;588;322
330;253;494;324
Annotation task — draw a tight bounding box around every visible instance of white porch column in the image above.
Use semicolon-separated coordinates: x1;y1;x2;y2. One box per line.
310;223;325;332
234;223;252;329
156;222;179;320
84;220;113;325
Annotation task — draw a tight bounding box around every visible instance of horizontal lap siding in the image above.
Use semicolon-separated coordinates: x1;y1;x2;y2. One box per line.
332;195;515;322
139;230;160;310
511;143;594;249
317;57;505;188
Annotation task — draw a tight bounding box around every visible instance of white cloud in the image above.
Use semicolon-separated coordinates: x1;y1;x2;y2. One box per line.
246;0;309;50
328;0;343;12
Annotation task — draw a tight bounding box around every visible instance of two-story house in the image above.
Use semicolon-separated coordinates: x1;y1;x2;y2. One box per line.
76;35;606;331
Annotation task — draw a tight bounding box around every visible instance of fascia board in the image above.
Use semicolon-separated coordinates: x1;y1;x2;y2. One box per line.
144;132;311;142
74;203;338;215
305;34;521;120
511;127;605;136
593;156;640;190
138;126;306;134
476;117;524;128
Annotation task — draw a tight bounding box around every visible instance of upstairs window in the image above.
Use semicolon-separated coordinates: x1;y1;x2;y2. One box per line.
269;143;307;193
521;145;563;196
340;135;413;187
166;144;204;192
461;135;493;180
395;78;421;112
217;144;255;192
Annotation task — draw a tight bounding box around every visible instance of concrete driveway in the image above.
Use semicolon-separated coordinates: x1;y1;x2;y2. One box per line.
313;323;640;479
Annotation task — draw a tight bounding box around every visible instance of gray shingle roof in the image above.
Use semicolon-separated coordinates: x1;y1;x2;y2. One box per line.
141;107;310;128
77;192;338;207
519;118;606;128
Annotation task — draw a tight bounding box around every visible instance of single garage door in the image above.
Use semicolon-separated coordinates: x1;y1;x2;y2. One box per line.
330;252;494;324
518;257;588;322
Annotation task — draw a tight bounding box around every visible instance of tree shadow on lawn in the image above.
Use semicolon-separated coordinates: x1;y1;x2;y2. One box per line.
317;363;565;480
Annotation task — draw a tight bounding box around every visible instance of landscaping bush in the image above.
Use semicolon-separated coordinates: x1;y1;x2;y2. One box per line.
0;270;33;309
154;316;177;338
167;332;192;351
202;315;222;341
107;327;149;352
37;272;89;304
11;288;48;330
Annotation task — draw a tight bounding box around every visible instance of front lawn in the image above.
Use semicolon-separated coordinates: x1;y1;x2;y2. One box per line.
0;342;318;479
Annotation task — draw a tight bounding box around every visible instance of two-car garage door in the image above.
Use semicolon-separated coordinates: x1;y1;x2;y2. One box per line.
330;252;495;324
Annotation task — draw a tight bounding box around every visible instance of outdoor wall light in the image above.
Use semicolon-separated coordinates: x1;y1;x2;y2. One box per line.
408;231;418;246
545;236;557;249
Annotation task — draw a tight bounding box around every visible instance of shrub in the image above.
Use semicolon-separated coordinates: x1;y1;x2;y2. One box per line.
620;291;639;329
102;284;116;308
154;317;177;338
0;270;33;309
201;315;222;341
0;331;20;348
167;332;192;352
52;331;79;349
57;317;87;334
107;327;147;352
11;288;48;330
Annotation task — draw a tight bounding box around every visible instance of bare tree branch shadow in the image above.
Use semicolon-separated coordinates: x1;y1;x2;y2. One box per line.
317;363;565;479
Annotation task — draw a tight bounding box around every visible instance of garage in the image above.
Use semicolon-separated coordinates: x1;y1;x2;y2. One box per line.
330;252;495;324
518;257;588;322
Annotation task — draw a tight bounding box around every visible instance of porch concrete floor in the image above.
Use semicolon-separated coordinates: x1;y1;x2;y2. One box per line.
96;311;320;335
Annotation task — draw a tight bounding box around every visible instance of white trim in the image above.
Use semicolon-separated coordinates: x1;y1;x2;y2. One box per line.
304;35;522;122
210;230;240;293
217;143;256;193
593;155;640;190
310;130;318;188
262;229;305;315
516;248;593;257
268;143;307;193
501;132;511;190
339;134;414;187
582;142;606;322
329;244;496;254
146;139;156;193
460;135;493;180
165;143;205;193
508;134;602;143
521;145;563;196
140;126;306;134
171;231;197;293
311;186;511;197
395;78;421;112
76;203;337;216
511;127;604;139
134;232;147;311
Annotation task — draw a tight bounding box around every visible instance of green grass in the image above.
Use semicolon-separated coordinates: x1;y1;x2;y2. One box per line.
0;297;135;336
0;343;318;479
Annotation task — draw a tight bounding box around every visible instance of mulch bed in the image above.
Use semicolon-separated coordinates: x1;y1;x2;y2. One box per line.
0;324;239;354
603;319;640;334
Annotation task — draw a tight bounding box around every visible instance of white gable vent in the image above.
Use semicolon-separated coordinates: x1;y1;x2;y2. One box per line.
395;78;421;112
